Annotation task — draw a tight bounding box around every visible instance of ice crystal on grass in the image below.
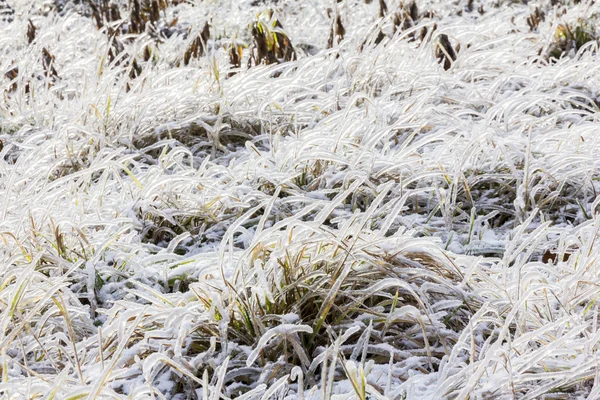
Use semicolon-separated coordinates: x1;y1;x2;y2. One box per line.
3;0;600;398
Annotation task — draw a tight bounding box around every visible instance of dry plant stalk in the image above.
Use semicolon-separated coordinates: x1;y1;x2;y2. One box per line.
467;0;474;12
408;1;419;21
128;0;164;34
88;0;122;29
526;7;544;32
436;34;457;70
327;8;345;48
393;2;420;36
273;19;296;61
4;66;18;93
27;19;36;44
379;0;388;17
42;48;59;81
106;27;125;64
129;0;142;33
88;0;104;28
129;58;142;80
228;41;243;75
126;58;142;92
183;21;210;66
143;44;152;61
419;23;437;44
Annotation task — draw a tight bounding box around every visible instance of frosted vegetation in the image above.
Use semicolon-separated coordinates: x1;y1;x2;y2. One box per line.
2;0;600;398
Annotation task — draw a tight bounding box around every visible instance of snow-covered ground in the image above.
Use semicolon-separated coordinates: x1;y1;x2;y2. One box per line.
2;0;600;398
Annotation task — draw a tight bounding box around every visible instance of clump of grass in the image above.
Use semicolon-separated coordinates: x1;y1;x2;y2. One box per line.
206;220;476;393
547;19;598;60
135;203;216;251
248;10;296;66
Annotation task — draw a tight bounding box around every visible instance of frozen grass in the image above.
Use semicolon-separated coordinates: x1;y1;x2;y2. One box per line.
2;0;600;398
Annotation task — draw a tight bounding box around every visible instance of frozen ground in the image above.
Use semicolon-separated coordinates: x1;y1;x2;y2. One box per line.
2;0;600;398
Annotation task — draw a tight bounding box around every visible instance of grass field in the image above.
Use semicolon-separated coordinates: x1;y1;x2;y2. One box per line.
2;0;600;398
